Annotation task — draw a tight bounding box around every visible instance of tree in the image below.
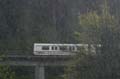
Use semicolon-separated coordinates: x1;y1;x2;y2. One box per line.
64;0;120;79
0;55;16;79
0;65;16;79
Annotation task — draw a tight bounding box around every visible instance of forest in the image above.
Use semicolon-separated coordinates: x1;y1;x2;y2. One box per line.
0;0;120;79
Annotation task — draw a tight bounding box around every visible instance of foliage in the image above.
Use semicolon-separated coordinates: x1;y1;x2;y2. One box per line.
78;5;116;44
64;0;120;79
0;65;16;79
0;0;120;79
64;50;97;79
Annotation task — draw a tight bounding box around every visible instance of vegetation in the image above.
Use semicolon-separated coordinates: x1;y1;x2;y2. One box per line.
0;65;15;79
0;0;120;79
64;0;120;79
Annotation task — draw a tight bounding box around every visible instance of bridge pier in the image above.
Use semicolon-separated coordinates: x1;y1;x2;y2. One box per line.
35;65;45;79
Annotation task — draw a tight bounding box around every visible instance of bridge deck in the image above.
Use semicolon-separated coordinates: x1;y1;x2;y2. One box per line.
0;54;74;66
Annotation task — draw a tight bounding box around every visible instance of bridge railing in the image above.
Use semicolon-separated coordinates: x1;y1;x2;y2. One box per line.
0;49;32;55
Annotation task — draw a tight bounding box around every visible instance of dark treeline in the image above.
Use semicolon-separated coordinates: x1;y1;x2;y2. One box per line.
0;0;119;53
0;0;80;53
0;0;120;79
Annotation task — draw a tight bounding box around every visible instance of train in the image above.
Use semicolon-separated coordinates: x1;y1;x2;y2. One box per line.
33;43;92;55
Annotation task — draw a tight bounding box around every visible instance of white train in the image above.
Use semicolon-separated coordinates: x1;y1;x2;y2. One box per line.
33;43;91;55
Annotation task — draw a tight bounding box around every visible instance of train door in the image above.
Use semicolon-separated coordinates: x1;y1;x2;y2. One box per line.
69;46;77;51
51;46;58;51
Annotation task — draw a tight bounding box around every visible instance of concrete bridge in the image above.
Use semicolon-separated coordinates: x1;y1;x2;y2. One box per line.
0;54;73;79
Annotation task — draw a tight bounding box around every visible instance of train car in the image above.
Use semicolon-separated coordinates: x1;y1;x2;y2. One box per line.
33;43;89;55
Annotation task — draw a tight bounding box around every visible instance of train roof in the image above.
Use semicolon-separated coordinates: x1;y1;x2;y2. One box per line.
34;43;88;46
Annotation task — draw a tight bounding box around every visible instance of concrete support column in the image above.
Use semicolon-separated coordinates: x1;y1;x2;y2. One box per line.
35;65;45;79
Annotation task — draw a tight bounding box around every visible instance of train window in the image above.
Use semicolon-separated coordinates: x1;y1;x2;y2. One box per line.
55;47;57;50
59;46;67;51
69;46;72;51
69;46;75;51
51;46;58;50
77;46;81;50
51;46;54;50
42;46;49;50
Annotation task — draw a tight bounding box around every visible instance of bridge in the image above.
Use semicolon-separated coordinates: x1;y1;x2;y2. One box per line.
0;43;98;79
0;54;73;79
